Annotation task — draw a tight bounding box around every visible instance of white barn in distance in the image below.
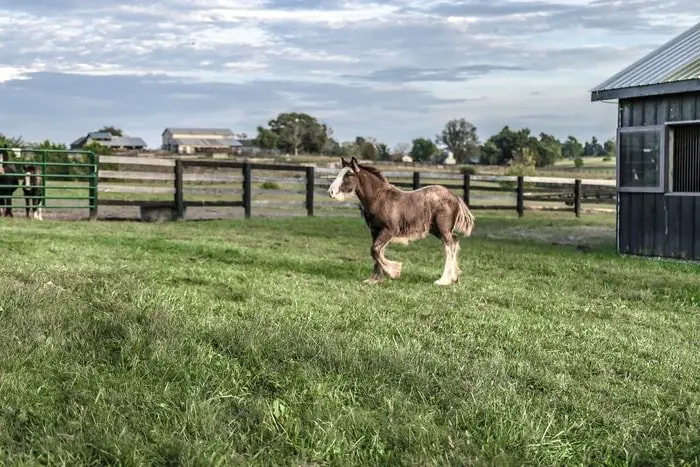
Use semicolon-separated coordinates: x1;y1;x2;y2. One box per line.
161;128;242;155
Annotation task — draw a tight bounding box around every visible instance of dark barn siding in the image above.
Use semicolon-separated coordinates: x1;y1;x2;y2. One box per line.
618;193;700;259
617;91;700;260
620;93;700;127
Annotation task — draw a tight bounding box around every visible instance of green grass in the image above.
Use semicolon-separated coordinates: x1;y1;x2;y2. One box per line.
1;212;699;465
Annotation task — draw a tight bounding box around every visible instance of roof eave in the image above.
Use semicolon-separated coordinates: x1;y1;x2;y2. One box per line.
590;79;700;101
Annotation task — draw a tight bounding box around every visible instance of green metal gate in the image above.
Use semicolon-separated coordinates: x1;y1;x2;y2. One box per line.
0;148;98;218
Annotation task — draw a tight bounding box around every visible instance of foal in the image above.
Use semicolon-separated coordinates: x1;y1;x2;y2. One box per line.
328;157;475;285
22;165;43;220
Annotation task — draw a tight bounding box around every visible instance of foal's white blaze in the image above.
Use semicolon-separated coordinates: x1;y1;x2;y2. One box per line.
327;167;353;200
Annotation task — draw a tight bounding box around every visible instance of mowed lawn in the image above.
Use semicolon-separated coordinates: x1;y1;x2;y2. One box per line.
1;213;699;465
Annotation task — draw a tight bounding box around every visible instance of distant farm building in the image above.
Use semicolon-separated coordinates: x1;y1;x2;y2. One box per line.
70;131;147;151
590;21;700;260
161;128;242;155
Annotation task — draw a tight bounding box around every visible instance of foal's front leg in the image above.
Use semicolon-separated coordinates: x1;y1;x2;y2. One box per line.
368;229;402;282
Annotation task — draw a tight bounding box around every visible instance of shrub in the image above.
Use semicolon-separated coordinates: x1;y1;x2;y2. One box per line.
499;164;536;190
460;165;477;175
574;157;584;168
260;181;281;190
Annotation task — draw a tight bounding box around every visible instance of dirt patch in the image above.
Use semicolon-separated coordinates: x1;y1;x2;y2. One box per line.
484;224;615;247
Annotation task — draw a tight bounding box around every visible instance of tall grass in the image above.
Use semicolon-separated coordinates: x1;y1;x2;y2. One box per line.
0;213;697;465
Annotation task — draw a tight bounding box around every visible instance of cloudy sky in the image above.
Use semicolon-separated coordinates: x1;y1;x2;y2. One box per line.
0;0;698;149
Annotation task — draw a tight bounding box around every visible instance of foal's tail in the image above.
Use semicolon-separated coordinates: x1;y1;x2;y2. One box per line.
453;195;476;237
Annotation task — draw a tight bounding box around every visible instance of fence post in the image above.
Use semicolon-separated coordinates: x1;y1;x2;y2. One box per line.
88;152;98;221
174;159;184;219
516;175;524;217
242;161;252;218
305;166;315;216
463;173;470;206
413;171;420;190
574;179;582;218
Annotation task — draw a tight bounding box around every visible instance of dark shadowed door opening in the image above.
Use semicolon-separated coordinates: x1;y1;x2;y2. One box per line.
671;123;700;193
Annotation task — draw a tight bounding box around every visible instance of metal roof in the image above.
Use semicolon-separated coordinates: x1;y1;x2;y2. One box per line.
87;131;113;140
102;136;147;147
71;134;147;149
590;22;700;99
163;127;234;136
172;137;241;147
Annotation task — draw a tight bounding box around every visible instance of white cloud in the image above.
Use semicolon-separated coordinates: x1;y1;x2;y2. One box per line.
0;66;35;82
0;0;698;147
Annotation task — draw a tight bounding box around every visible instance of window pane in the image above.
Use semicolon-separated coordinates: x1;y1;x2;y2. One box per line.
619;130;661;187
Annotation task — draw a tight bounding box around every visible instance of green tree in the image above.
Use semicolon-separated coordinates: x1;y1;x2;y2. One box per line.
532;132;562;167
561;136;583;159
603;138;616;158
583;136;604;157
479;126;533;165
479;140;499;165
28;139;106;180
253;126;279;150
262;112;330;155
0;134;26;151
322;137;342;156
338;141;359;158
410;137;438;163
81;141;114;156
435;118;480;163
98;126;123;136
360;142;377;160
376;143;391;161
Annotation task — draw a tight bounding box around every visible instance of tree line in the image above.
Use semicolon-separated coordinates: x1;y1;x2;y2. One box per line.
2;117;614;171
253;113;615;168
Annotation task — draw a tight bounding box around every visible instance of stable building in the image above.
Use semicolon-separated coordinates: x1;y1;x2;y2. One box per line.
161;128;242;154
70;131;147;151
590;22;700;260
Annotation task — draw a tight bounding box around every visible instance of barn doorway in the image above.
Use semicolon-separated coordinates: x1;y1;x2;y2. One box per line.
669;123;700;193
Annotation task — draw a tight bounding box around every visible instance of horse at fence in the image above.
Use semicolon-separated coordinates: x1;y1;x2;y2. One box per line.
22;165;43;220
327;156;475;285
0;161;21;217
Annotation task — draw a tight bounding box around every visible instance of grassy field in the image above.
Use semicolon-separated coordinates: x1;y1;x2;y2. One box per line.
1;212;698;465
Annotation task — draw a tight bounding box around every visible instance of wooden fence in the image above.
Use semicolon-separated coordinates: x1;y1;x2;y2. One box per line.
95;155;617;219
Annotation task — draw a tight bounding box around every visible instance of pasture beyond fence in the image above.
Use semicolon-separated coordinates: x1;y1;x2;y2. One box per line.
0;150;618;221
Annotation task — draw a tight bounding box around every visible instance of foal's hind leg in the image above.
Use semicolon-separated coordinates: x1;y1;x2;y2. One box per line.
451;235;462;283
435;236;456;285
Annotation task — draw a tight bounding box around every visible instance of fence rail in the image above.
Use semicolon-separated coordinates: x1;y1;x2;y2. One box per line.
93;156;617;220
0;151;616;220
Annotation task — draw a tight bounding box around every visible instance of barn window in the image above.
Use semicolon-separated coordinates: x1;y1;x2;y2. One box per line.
617;125;665;192
668;123;700;193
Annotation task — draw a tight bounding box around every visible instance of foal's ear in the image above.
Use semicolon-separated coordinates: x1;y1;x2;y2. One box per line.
340;156;350;167
350;157;360;173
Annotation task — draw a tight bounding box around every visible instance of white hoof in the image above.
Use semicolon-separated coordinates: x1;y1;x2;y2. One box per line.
434;277;454;286
384;261;402;279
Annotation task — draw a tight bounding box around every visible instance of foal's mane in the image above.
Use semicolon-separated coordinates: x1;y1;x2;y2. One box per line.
356;163;388;182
